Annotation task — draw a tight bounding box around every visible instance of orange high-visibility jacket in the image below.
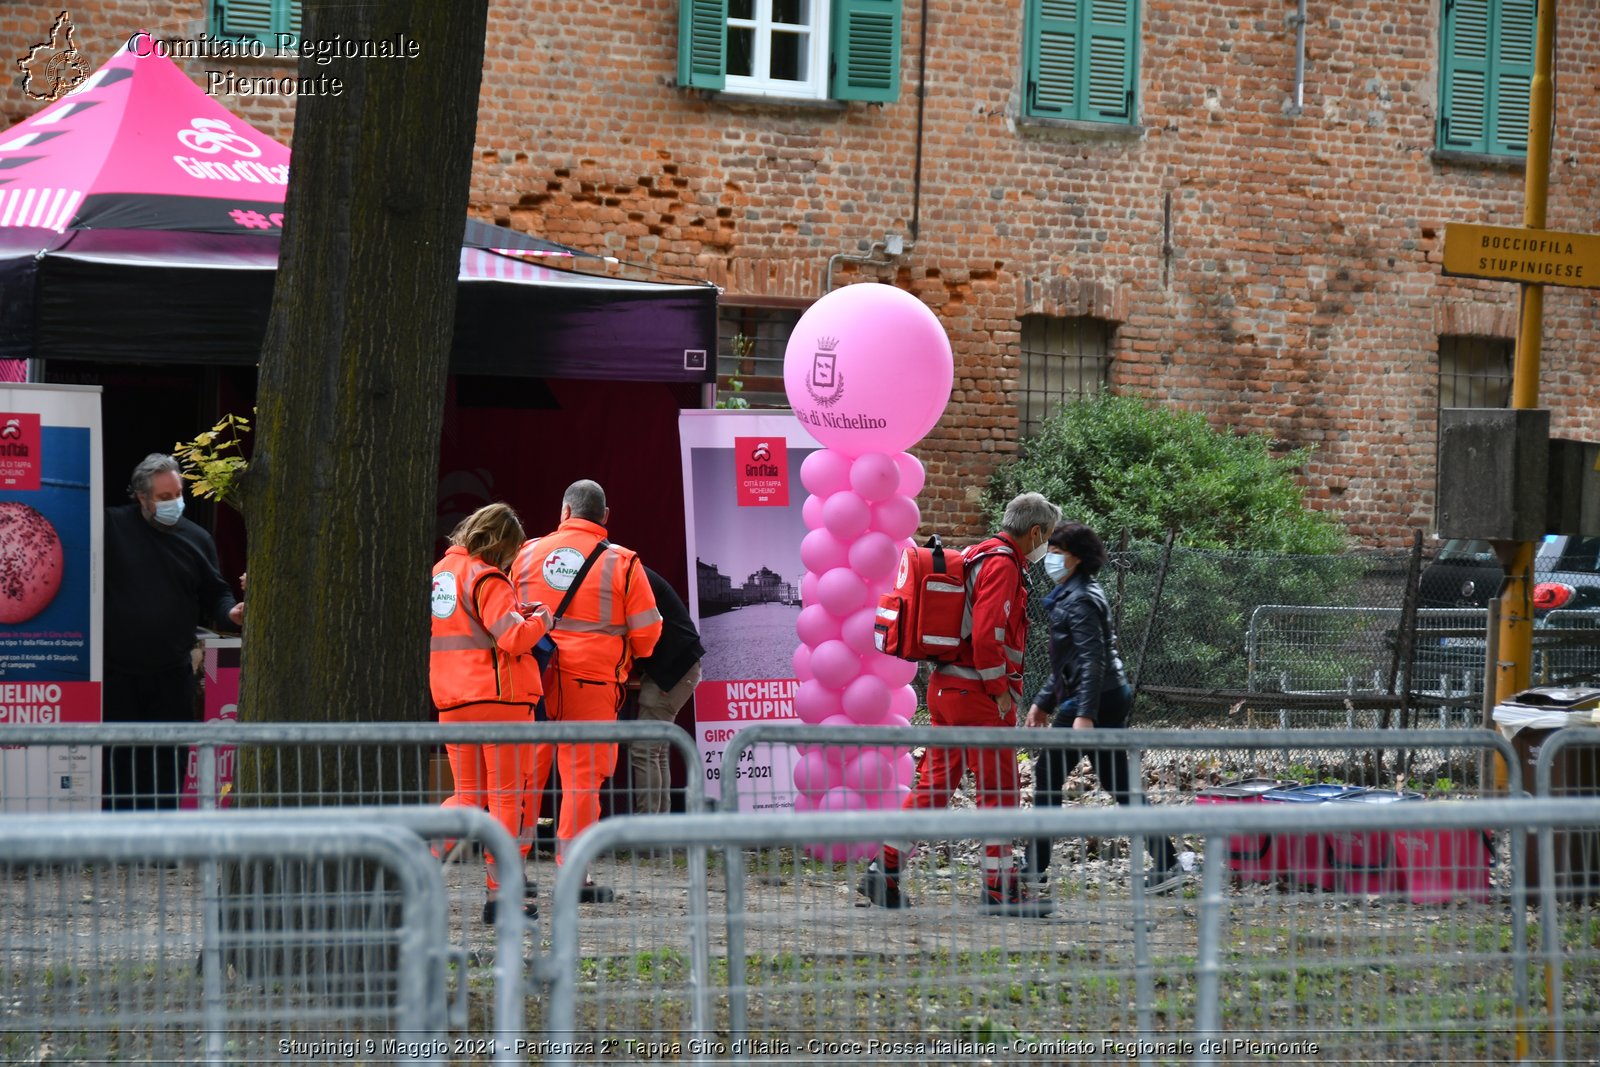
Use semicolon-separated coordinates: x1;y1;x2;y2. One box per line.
511;517;662;683
430;546;550;710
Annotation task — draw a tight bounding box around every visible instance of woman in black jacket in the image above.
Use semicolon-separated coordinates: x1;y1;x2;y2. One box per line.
1023;521;1183;896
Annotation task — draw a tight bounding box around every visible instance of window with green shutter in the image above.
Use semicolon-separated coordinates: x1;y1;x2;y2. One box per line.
677;0;900;102
1439;0;1535;156
1023;0;1139;123
211;0;301;50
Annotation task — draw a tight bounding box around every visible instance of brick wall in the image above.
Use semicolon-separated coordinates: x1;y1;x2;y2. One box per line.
7;1;1598;546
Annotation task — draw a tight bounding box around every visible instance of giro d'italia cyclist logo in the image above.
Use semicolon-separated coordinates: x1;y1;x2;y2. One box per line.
17;11;89;102
806;337;845;408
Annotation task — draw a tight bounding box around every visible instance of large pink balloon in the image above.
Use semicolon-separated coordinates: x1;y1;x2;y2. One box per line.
821;490;872;540
816;567;869;617
893;752;917;788
840;606;878;656
792;643;815;682
801;493;825;530
793;750;846;799
800;571;820;607
807;785;878;862
800;528;850;575
865;650;919;688
872;495;921;541
862;783;911;811
800;449;852;496
796;604;842;648
849;452;900;503
842;749;897;794
810;639;862;690
848;531;900;584
889;684;918;722
793;680;841;725
842;674;893;725
782;284;954;458
894;452;927;497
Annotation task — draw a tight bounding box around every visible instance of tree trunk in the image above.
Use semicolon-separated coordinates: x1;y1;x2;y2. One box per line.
240;0;488;732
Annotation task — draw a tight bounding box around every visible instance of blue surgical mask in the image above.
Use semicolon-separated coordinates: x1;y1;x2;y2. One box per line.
153;497;185;527
1042;552;1068;583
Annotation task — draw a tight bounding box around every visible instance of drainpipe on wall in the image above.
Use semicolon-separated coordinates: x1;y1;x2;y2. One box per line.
824;234;907;294
1290;0;1308;115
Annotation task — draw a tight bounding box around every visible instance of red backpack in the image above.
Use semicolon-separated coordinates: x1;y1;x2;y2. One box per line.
873;535;1018;662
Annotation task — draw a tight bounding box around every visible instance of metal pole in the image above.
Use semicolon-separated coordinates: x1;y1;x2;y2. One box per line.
1494;0;1557;725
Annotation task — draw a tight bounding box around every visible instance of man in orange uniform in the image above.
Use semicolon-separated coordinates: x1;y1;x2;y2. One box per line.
430;502;552;924
860;492;1061;916
512;480;662;900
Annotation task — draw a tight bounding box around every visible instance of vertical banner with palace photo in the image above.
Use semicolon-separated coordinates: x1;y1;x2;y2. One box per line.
679;410;814;811
0;383;103;811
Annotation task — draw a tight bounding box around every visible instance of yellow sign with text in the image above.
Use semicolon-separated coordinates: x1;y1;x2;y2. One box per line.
1443;223;1600;289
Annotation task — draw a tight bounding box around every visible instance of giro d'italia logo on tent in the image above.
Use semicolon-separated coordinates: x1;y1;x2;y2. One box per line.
16;11;90;102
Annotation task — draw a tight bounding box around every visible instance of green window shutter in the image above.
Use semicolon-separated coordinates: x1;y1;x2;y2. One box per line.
678;0;727;90
212;0;298;47
1026;0;1079;116
831;0;901;103
1085;0;1136;120
1489;0;1535;154
1440;0;1490;150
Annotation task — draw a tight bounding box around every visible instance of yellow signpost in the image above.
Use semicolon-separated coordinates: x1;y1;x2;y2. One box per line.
1442;223;1600;289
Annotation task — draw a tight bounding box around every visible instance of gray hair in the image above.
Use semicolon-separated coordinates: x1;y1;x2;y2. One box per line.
1000;492;1061;538
563;479;607;522
128;453;181;499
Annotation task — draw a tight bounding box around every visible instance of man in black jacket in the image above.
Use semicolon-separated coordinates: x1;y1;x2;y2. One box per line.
628;566;704;816
102;453;242;810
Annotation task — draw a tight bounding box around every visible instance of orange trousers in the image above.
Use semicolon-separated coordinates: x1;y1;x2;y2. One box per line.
523;672;621;864
439;702;533;893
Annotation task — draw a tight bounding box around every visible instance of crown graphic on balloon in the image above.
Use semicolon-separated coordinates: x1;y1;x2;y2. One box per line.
815;336;839;352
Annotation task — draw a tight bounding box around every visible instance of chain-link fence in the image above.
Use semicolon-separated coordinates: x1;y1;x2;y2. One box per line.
1019;537;1600;732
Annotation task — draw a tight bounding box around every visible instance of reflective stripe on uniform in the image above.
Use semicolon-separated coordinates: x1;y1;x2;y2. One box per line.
1003;644;1025;665
429;634;485;652
487;610;523;640
627;607;662;630
935;662;1007;682
556;618;628;635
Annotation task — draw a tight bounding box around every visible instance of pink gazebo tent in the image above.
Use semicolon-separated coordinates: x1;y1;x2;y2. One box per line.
0;45;716;382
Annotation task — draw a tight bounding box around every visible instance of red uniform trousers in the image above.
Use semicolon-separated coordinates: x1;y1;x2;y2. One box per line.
894;672;1020;871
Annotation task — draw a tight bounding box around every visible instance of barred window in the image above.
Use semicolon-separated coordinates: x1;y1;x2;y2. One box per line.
717;304;799;409
1438;335;1512;409
1019;315;1113;439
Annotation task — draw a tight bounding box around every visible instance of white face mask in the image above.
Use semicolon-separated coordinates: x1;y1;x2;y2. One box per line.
152;496;185;527
1026;530;1049;564
1042;552;1069;583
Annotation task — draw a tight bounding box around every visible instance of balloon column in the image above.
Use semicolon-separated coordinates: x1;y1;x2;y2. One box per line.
782;283;954;861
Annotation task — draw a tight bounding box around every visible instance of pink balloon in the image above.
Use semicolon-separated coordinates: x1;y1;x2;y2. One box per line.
792;790;818;813
820;743;851;769
802;493;825;530
795;604;840;649
893;752;917;788
866;651;919;688
821;490;872;540
849;452;900;503
793;680;841;725
842;674;893;725
801;528;850;574
807;787;877;862
816;567;868;617
819;713;857;731
889;684;918;721
792;644;815;682
840;607;878;656
810;639;862;690
793;749;845;799
800;449;852;496
881;711;913;730
848;531;900;584
782;284;955;457
800;571;820;607
843;749;896;794
894;452;927;497
862;784;911;811
872;495;921;541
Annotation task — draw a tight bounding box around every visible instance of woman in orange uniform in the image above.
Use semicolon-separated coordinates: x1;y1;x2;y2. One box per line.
430;502;553;923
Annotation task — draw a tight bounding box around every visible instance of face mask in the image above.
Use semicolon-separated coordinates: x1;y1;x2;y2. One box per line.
152;497;185;527
1026;532;1049;565
1042;553;1068;582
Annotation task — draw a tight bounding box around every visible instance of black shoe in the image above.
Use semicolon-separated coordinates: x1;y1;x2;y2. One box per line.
1142;864;1184;896
857;862;907;909
981;870;1054;917
578;881;615;904
524;880;539;900
482;897;538;924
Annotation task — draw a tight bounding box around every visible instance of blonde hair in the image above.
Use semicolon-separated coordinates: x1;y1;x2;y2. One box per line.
449;502;525;563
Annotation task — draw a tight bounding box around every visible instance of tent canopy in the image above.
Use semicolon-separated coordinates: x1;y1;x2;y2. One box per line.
0;45;715;382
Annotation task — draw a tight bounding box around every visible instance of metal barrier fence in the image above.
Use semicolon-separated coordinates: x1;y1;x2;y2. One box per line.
0;815;450;1065
545;799;1600;1066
